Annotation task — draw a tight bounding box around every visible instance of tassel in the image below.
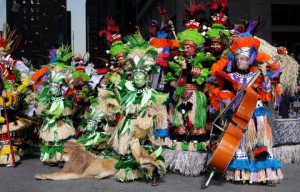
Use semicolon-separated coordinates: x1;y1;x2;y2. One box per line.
188;142;197;152
186;116;193;128
253;144;269;160
227;52;234;72
194;91;207;128
175;86;185;97
276;169;284;180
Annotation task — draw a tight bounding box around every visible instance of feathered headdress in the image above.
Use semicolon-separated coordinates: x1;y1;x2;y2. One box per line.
183;0;206;27
48;45;75;64
226;32;260;72
72;53;90;72
177;28;205;47
206;0;228;25
99;17;129;58
148;6;179;67
72;53;89;66
99;17;121;45
149;19;172;39
177;1;206;47
232;18;266;39
206;24;230;40
0;24;21;54
123;31;157;74
149;6;173;39
44;45;75;72
84;107;105;132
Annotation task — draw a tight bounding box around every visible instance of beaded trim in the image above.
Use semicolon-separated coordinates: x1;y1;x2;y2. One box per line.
136;86;151;94
51;97;64;102
232;71;255;78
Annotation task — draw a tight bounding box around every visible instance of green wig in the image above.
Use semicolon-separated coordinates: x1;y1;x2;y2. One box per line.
177;29;205;46
110;41;129;58
206;24;230;40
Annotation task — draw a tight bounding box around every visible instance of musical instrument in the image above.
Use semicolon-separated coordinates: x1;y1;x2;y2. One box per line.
208;86;259;172
207;55;281;173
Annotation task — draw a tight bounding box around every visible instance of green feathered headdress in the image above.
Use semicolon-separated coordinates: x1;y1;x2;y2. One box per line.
73;71;90;82
206;24;230;39
110;41;129;58
49;70;68;86
123;31;149;49
177;28;205;46
43;45;75;71
122;31;158;73
53;45;75;64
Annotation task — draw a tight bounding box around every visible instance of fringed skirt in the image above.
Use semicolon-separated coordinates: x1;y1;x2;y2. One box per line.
225;105;284;184
170;87;208;151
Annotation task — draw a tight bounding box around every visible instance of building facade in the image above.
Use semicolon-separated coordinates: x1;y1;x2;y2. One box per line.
86;0;300;63
6;0;71;68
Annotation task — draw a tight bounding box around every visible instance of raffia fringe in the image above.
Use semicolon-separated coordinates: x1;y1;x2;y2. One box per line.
256;36;299;96
115;168;141;182
0;154;20;164
0;119;29;133
162;148;206;176
225;170;250;182
40;120;75;141
272;144;300;164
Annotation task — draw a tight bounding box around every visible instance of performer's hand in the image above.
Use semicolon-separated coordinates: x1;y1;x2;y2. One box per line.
8;58;14;66
258;63;267;76
223;98;232;107
2;90;6;98
181;61;187;69
191;67;201;78
170;81;177;87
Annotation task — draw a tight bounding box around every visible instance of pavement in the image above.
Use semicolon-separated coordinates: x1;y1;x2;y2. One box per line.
1;157;299;192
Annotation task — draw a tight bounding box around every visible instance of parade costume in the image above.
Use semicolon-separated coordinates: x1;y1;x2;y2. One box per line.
108;32;167;184
77;107;110;151
205;24;230;60
99;17;129;87
161;2;217;177
78;86;121;151
36;46;76;164
165;2;212;152
204;0;231;59
0;24;30;166
67;54;91;129
149;10;179;146
203;7;231;124
255;38;300;165
211;33;284;185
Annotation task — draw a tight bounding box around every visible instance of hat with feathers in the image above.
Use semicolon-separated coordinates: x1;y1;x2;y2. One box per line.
177;1;206;47
99;17;129;58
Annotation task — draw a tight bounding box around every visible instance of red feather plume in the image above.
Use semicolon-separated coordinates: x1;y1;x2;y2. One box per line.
184;0;205;20
206;0;227;11
99;17;121;44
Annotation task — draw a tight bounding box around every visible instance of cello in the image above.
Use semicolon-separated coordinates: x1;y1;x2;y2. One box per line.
201;56;281;189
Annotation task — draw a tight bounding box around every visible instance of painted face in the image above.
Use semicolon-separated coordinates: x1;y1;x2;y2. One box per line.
115;53;125;66
7;79;15;85
235;54;250;70
132;70;147;88
50;82;61;95
210;41;223;56
75;64;85;72
183;44;196;57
